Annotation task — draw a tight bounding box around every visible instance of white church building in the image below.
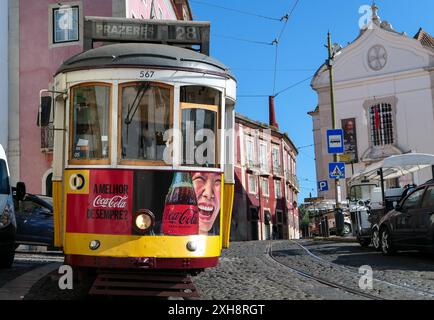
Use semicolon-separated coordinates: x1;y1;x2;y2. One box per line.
310;4;434;200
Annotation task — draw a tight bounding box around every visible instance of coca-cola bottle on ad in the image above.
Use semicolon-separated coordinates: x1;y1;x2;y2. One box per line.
162;172;199;235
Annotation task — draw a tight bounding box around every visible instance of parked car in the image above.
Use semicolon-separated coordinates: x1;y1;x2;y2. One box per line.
14;194;54;248
328;212;353;235
378;180;434;255
0;144;26;268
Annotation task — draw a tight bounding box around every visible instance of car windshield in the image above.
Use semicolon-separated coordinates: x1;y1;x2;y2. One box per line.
0;159;10;195
349;184;377;202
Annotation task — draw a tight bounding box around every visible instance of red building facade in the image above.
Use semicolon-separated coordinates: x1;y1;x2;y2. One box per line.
231;113;300;241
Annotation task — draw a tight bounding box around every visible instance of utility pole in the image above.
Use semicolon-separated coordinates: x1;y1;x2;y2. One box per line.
326;32;341;211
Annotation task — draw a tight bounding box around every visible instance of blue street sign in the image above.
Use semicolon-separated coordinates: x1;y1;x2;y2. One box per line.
327;129;344;154
318;180;329;192
329;162;346;179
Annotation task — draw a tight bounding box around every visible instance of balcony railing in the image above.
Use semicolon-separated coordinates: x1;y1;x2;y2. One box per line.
286;173;300;191
41;124;54;152
273;165;283;177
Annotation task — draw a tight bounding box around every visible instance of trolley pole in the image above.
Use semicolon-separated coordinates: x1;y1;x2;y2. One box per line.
326;32;341;210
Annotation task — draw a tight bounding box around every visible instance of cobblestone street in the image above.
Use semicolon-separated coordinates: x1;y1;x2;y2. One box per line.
3;240;434;300
194;240;434;300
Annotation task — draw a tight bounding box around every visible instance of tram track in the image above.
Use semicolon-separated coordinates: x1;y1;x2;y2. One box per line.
14;251;65;263
15;250;63;256
289;240;434;299
267;241;385;300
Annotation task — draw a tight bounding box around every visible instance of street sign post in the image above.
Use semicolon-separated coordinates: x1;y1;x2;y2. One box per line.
318;180;329;192
329;162;346;179
327;129;344;154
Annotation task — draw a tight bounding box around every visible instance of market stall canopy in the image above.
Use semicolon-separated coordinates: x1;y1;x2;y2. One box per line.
350;153;434;183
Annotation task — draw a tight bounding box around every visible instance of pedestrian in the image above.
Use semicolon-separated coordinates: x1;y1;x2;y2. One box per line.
272;226;278;240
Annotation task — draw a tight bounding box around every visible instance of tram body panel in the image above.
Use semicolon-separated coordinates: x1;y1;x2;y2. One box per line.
61;168;224;259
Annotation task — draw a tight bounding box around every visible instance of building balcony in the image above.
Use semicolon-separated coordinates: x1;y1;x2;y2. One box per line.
259;165;270;176
41;124;54;153
286;173;300;192
246;160;260;172
273;165;283;177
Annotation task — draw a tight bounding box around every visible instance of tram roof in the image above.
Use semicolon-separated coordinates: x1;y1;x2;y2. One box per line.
55;43;235;80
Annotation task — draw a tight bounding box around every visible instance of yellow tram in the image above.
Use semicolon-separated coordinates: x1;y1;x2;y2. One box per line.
40;17;236;296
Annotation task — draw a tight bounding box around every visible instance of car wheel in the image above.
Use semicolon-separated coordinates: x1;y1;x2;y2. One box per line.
343;223;351;235
381;228;395;255
0;245;15;269
372;228;381;251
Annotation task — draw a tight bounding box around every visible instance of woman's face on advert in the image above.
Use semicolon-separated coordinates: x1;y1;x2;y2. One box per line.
192;172;221;234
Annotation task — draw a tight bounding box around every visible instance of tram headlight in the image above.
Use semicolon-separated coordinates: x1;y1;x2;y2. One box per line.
89;240;100;250
135;210;155;232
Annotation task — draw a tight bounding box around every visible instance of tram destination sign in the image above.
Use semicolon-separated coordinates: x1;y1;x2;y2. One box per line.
84;16;210;55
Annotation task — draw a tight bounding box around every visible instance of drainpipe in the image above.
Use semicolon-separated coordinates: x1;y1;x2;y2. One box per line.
258;174;263;240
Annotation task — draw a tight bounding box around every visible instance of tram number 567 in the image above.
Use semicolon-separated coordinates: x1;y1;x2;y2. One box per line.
140;71;155;79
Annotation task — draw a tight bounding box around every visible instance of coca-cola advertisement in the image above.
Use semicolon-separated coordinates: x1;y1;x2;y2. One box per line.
132;171;221;236
161;172;199;235
191;172;221;235
66;169;221;236
66;170;133;235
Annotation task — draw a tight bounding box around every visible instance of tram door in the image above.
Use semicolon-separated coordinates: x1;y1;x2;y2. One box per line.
250;207;259;240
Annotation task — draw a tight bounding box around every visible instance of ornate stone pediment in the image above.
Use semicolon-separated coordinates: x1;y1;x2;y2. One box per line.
361;144;403;163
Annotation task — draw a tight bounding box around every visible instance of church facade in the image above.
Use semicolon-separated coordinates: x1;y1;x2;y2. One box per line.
310;5;434;200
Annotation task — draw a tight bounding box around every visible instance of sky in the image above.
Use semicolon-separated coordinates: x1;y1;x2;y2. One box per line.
190;0;434;203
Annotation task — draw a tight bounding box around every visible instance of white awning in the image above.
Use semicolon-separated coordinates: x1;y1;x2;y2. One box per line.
350;153;434;183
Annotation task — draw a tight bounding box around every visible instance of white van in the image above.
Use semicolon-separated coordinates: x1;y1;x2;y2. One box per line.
0;144;25;268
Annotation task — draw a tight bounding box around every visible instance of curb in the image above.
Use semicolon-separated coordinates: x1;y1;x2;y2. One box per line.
0;262;62;300
313;236;358;243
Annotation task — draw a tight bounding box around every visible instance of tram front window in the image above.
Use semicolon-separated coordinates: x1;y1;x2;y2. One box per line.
120;83;172;163
181;86;220;167
71;84;111;162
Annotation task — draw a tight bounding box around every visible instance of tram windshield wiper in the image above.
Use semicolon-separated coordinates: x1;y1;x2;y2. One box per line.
124;82;151;126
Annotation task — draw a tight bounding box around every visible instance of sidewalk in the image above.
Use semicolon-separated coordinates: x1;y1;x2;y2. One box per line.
313;236;358;243
0;263;62;300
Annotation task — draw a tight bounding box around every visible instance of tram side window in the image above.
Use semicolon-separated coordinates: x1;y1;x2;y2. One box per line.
71;85;111;162
180;86;220;167
120;83;172;163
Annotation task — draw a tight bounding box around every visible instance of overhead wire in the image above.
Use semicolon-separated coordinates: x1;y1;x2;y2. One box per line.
190;0;284;21
272;0;302;98
212;34;273;46
274;75;313;97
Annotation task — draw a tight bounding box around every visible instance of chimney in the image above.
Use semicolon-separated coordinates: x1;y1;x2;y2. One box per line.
269;96;279;129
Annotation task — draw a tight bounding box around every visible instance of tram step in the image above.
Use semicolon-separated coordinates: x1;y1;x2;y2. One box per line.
89;271;200;298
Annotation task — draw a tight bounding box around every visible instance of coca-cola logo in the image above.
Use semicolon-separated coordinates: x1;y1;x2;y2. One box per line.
93;195;128;209
165;206;199;225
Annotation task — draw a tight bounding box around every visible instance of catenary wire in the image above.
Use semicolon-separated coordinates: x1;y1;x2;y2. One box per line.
212;34;274;46
190;0;283;21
